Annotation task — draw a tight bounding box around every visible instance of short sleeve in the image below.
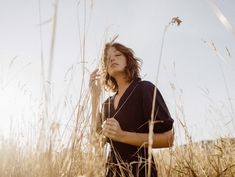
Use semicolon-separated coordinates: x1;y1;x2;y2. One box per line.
140;81;174;133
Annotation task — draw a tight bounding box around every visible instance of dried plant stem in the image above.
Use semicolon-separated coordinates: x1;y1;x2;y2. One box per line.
148;22;171;177
209;41;235;129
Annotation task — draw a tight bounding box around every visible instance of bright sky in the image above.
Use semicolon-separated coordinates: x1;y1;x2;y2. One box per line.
0;0;235;145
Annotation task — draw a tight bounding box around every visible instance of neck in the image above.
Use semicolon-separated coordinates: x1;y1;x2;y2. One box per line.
115;76;132;95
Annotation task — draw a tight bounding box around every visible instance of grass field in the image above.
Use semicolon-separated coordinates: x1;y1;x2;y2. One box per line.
1;1;235;176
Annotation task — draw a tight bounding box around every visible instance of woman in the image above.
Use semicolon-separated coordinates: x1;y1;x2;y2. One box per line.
90;42;174;177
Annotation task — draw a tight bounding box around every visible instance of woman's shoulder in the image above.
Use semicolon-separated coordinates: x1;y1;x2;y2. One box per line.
137;79;156;90
139;80;154;85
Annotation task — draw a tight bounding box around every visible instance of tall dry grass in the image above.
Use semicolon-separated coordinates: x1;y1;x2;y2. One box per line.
0;101;234;177
155;138;235;177
0;1;235;177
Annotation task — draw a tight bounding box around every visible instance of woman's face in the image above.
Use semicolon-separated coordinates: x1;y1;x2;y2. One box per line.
106;47;127;77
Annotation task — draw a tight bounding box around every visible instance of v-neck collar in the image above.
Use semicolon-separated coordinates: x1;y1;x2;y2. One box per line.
112;77;141;112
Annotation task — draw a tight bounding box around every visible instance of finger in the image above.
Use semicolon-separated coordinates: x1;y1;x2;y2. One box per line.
89;75;101;87
90;69;100;79
106;118;117;123
103;122;118;131
103;127;116;135
91;68;99;75
90;73;101;78
101;120;106;128
102;128;116;138
102;123;115;130
106;119;119;126
104;121;117;128
90;74;100;82
90;76;101;84
104;118;120;129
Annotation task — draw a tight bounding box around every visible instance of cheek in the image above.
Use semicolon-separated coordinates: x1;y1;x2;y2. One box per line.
123;57;127;66
123;58;128;67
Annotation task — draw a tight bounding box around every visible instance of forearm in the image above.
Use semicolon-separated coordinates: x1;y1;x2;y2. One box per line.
119;129;174;148
91;96;101;132
89;68;102;132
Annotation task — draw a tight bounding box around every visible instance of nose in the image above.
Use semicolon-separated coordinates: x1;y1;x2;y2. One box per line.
110;56;115;63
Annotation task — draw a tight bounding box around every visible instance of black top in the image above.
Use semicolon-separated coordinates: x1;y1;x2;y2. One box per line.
101;78;174;177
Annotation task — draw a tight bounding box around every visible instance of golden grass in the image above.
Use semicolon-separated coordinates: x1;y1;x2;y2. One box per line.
0;129;107;177
1;130;234;177
155;138;235;177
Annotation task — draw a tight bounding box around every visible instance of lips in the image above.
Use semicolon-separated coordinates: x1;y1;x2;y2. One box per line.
110;63;118;67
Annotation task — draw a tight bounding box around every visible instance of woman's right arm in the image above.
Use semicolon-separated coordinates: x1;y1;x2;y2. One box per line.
89;69;102;133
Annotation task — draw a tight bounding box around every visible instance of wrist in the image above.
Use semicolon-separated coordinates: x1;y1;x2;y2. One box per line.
119;130;128;143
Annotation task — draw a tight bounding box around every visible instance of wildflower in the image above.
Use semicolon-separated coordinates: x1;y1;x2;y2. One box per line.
170;17;182;26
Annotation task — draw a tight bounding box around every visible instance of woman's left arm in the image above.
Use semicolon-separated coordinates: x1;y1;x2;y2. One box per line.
102;118;174;148
121;128;174;148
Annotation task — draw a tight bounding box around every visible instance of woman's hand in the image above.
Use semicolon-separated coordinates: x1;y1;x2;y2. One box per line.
89;69;102;97
102;118;124;142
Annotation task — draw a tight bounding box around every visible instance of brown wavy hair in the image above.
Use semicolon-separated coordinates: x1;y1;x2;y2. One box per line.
101;42;141;92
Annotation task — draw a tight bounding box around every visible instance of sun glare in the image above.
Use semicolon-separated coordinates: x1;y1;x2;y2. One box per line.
0;84;32;138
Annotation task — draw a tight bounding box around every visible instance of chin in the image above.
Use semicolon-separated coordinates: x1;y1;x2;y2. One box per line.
109;70;125;78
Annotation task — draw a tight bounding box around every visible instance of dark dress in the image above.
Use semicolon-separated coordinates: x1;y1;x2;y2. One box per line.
101;78;174;177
